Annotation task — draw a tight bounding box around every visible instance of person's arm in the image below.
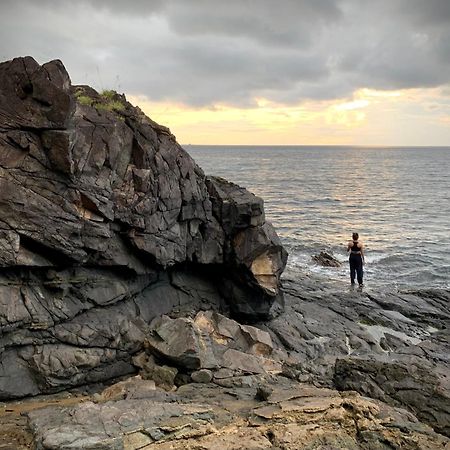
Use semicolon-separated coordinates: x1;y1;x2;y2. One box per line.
360;244;365;264
347;241;352;252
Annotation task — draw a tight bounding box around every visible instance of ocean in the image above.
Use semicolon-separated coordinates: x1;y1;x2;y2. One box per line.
187;145;450;291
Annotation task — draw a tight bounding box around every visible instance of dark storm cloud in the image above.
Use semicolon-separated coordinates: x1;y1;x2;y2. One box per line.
0;0;449;106
394;0;450;27
164;0;342;48
2;0;167;15
335;1;450;90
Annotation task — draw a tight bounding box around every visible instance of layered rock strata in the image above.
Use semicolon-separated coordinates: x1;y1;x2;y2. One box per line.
0;56;287;399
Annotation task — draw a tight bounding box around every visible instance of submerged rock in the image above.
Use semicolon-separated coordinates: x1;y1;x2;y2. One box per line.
0;56;287;399
312;251;342;267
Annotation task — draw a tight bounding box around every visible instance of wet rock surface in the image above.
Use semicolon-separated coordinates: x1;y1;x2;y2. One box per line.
264;274;450;437
0;56;287;399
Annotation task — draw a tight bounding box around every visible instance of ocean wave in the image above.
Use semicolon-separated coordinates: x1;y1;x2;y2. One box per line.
286;247;444;290
375;254;405;265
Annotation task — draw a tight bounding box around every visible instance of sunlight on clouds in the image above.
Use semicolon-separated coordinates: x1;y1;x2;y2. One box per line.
358;89;402;99
325;109;366;127
333;99;370;111
322;89;409;128
129;86;450;146
325;97;369;127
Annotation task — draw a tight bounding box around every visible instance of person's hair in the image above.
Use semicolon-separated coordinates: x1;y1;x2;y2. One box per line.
352;232;359;241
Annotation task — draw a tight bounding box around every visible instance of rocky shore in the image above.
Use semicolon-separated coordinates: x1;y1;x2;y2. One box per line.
1;275;449;449
0;57;449;449
266;274;450;438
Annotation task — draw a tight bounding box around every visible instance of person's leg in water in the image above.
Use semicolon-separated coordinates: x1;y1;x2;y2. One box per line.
349;257;357;284
356;257;363;286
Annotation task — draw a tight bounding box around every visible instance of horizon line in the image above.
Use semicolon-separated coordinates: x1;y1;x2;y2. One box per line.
181;144;450;148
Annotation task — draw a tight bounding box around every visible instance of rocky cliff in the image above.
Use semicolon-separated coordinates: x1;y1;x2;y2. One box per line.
0;57;287;399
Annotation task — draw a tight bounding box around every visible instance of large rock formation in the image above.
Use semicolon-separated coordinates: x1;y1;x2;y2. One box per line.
0;57;287;399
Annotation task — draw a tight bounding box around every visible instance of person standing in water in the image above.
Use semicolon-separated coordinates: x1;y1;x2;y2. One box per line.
347;232;365;286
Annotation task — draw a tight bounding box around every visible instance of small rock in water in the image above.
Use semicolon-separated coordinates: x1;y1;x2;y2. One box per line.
312;251;342;267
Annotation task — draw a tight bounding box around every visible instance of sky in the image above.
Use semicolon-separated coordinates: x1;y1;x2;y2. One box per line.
1;0;449;146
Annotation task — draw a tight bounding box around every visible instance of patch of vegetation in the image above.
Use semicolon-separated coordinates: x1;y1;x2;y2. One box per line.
74;87;127;117
101;89;116;100
76;95;94;106
95;99;125;113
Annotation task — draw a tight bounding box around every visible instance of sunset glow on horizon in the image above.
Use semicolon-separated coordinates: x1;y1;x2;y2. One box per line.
131;86;450;146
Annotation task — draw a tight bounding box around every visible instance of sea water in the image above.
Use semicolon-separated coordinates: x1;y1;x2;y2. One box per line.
187;145;450;290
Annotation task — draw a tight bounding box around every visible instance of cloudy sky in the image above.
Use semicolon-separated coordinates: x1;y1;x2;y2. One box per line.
1;0;450;145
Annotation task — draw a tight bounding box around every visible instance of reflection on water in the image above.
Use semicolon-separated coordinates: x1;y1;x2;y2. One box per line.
187;145;450;289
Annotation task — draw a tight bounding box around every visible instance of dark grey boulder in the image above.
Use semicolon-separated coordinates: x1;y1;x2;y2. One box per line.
334;353;450;437
191;369;213;383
